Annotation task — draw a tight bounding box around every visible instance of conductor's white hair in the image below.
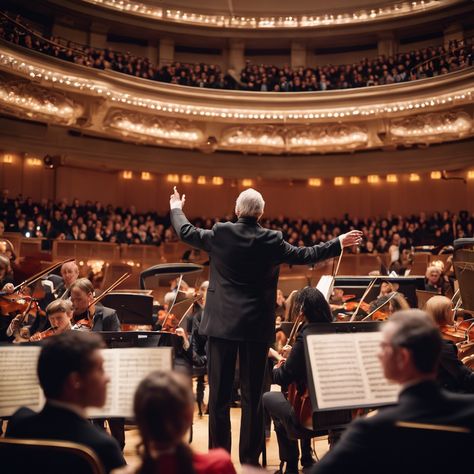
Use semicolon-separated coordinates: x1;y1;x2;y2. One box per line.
235;188;265;218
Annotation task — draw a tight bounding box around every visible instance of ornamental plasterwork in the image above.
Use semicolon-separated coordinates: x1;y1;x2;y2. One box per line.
105;110;205;147
0;79;83;125
389;111;472;144
220;124;368;154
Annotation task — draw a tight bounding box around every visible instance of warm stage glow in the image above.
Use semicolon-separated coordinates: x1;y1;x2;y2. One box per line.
409;173;421;182
386;174;398;183
430;171;442;179
141;172;151;180
308;178;322;187
212;177;224;186
367;175;380;184
181;175;193;184
26;157;42;166
334;177;344;186
166;174;180;183
241;179;254;187
349;177;360;185
122;170;133;179
2;154;14;164
197;176;207;185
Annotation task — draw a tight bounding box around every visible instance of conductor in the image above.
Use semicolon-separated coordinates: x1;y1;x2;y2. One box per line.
169;187;362;465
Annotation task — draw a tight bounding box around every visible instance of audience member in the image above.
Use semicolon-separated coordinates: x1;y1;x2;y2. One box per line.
1;12;472;93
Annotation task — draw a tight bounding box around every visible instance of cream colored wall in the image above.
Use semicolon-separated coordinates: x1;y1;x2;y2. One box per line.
310;48;378;67
51;24;88;45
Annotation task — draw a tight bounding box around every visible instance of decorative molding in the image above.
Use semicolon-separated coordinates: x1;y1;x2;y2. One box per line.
79;0;456;30
221;124;368;153
0;79;82;124
105;110;205;147
389;110;472;144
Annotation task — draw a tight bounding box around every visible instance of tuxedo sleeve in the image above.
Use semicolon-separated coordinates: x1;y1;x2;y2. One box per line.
103;311;121;331
170;209;214;252
272;334;306;386
277;234;341;265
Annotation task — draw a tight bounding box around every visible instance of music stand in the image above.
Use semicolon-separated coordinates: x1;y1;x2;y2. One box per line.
453;238;474;313
99;331;161;348
101;292;154;325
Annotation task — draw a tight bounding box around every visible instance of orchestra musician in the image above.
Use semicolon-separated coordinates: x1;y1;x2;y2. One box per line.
69;277;124;448
6;331;126;473
29;299;74;341
70;278;120;331
55;261;80;299
170;186;363;465
425;295;474;393
310;310;474;474
263;287;333;474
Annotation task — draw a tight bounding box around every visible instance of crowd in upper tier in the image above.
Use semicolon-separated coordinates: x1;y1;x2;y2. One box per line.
1;191;472;252
1;11;472;92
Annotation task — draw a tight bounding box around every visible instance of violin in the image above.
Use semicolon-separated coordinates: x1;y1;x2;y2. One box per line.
439;324;467;344
29;327;57;341
0;292;35;316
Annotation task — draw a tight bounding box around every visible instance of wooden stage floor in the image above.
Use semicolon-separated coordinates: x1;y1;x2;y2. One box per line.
123;406;331;473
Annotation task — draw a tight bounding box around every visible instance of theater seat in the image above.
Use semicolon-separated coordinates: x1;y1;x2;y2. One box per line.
0;438;105;474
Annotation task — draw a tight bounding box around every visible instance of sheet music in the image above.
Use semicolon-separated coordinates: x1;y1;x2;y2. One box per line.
88;347;173;418
0;346;44;417
0;345;172;418
306;332;399;410
316;275;334;302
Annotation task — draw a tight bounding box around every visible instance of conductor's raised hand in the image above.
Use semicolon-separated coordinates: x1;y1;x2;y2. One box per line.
339;230;363;248
169;186;186;210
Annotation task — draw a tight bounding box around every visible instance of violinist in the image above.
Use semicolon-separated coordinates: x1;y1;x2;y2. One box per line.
29;299;73;341
263;287;333;474
70;277;124;449
70;278;120;332
425;295;474;393
55;261;79;299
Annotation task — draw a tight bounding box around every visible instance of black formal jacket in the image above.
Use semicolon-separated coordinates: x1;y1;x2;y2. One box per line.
311;381;474;474
6;402;125;473
438;339;474;393
74;304;121;332
171;209;341;343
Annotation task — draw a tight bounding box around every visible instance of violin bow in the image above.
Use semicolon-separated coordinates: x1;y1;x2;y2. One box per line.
88;273;131;308
13;257;76;293
160;274;183;330
360;291;398;321
350;277;378;322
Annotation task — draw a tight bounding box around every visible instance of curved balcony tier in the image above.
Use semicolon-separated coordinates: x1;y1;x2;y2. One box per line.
0;40;473;172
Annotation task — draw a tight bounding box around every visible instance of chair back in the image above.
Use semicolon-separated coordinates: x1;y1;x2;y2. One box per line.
0;438;105;474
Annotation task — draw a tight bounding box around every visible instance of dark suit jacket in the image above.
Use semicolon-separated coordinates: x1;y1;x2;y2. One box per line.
311;381;474;474
6;402;125;473
74;305;121;332
438;339;474;393
171;209;341;343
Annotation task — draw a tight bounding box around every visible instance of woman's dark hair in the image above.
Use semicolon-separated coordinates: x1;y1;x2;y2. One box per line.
294;287;333;323
37;331;104;399
134;371;195;474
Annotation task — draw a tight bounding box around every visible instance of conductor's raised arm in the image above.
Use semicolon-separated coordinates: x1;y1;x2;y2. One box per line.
169;187;214;252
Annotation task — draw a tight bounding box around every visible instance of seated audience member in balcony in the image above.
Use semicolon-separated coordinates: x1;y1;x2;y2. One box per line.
311;310;474;474
112;370;236;474
7;331;125;473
